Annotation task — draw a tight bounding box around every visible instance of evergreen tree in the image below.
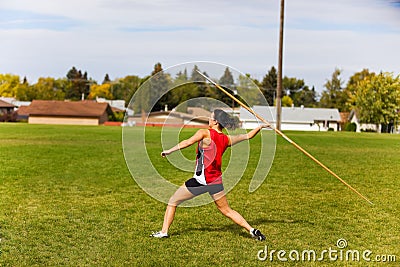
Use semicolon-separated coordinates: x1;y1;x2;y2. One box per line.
283;77;305;99
150;63;171;111
103;74;111;84
170;70;196;112
292;86;317;107
261;66;277;106
218;67;236;106
319;68;348;111
237;74;265;106
190;65;208;97
65;66;91;100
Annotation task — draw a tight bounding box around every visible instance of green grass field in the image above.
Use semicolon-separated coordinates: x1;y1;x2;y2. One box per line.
0;124;399;266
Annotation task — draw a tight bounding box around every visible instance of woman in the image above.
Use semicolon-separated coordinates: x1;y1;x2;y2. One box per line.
151;109;268;240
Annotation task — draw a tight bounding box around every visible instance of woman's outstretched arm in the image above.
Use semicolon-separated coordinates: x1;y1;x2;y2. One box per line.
228;124;269;146
161;129;208;157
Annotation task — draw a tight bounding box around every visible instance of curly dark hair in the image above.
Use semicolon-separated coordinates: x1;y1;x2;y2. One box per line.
213;109;237;130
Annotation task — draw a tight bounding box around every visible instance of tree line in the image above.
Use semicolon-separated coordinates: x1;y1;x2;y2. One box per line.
1;63;399;130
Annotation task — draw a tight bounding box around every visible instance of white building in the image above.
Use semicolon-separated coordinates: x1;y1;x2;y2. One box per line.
348;110;378;132
240;105;341;131
348;110;400;133
96;97;125;110
0;97;31;109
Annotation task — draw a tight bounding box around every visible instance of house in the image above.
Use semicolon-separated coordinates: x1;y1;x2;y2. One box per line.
0;97;31;121
16;105;30;121
347;110;400;133
95;97;126;110
26;100;114;126
347;110;371;132
127;107;210;127
0;99;16;122
239;105;341;131
187;107;212;119
0;97;31;109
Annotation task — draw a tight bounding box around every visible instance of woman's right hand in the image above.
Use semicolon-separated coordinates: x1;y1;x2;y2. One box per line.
161;150;170;157
260;123;271;129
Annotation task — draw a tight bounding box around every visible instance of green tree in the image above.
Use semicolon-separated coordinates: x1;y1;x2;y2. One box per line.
150;63;171;111
190;65;204;84
88;83;113;100
14;80;32;101
190;65;209;98
281;95;293;107
283;77;305;97
169;69;199;112
260;67;316;107
292;86;317;107
172;69;190;94
13;76;70;101
132;79;151;115
219;67;234;86
0;74;20;97
31;77;65;100
282;77;317;107
103;74;111;84
65;67;91;100
319;68;348;111
112;75;144;103
345;69;375;110
261;66;277;106
237;74;265;106
217;67;236;105
348;72;400;132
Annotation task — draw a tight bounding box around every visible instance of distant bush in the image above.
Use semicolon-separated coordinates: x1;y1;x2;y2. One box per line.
344;122;357;132
109;111;125;122
0;111;17;122
361;128;376;133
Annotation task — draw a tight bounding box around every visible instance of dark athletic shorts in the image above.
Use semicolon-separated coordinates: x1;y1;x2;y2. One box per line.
185;178;224;196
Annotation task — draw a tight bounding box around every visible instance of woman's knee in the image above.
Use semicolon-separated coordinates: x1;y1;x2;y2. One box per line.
168;196;181;207
168;186;194;206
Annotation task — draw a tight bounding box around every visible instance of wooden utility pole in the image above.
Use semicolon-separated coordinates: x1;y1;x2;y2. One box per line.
276;0;285;130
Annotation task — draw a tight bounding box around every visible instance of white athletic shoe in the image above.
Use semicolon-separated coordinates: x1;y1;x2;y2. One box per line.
251;228;266;241
150;231;169;238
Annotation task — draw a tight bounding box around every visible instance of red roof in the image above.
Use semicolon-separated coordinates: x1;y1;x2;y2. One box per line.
27;100;112;117
16;105;30;116
0;99;15;108
340;112;350;123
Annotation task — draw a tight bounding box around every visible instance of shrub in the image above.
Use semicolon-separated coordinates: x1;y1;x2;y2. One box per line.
361;128;376;133
0;111;17;122
109;111;125;122
344;122;357;132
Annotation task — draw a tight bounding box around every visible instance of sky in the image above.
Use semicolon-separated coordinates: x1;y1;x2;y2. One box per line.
1;0;400;93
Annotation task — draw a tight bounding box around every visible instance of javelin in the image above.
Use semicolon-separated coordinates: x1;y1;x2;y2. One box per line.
196;70;373;205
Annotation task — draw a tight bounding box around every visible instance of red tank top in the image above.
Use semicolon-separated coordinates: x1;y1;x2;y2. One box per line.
194;129;229;185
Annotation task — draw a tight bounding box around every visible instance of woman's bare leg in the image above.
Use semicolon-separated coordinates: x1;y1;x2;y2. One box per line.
161;185;195;233
211;191;252;231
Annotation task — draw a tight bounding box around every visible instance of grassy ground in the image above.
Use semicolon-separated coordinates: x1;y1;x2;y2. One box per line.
0;124;399;266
